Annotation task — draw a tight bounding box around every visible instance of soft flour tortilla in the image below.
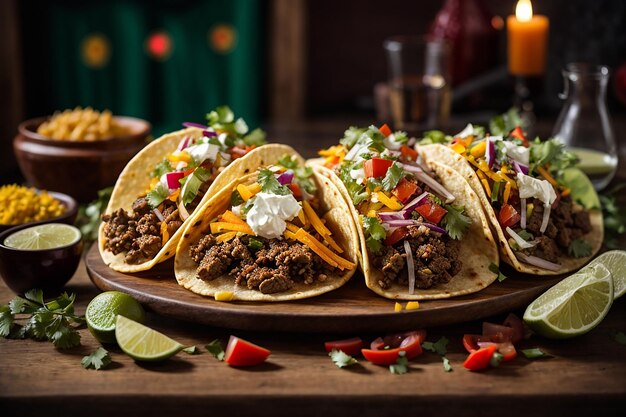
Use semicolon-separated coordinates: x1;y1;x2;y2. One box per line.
98;129;302;273
418;144;603;275
174;166;360;301
312;163;500;300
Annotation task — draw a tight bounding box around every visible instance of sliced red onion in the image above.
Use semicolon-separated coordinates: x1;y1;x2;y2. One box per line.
407;137;417;147
403;191;430;214
515;252;560;271
177;136;191;151
512;160;529;175
413;170;455;204
378;211;406;221
382;219;446;235
520;198;527;229
202;129;217;138
178;201;190;221
486;139;495;169
399;163;423;174
384;219;415;227
386;149;402;156
404;240;415;295
183;122;208;129
419;222;447;234
153;208;165;222
277;170;294;185
506;226;536;249
540;204;551;233
165;171;185;189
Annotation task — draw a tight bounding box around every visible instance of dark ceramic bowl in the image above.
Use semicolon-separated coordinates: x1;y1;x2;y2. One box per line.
14;115;151;202
0;191;78;235
0;222;84;295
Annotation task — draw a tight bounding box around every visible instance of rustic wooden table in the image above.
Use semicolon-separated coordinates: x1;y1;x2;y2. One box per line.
1;116;625;416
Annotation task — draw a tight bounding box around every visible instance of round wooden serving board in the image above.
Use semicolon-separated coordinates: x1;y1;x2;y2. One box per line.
86;244;562;333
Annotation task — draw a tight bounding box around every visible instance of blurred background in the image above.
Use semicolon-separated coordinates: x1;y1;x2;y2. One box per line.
1;0;625;183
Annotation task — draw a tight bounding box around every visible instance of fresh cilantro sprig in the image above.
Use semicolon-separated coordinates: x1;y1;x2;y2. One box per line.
1;289;85;349
529;138;579;177
182;167;211;205
147;182;170;209
258;168;290;195
339;126;366;149
568;238;592;258
422;337;452;372
82;347;112;370
340;162;368;205
489;263;508;282
205;105;266;147
382;163;405;192
329;349;358;368
75;186;113;242
152;159;173;178
389;351;409;374
277;156;316;194
362;216;386;254
441;205;471;240
206;339;225;361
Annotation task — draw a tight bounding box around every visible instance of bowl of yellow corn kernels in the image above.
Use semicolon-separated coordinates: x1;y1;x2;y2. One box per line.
0;185;78;234
14;107;151;202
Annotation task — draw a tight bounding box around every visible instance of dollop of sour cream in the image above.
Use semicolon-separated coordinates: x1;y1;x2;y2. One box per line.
186;142;219;164
246;192;301;239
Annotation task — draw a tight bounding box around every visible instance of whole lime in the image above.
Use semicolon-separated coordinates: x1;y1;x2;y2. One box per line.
86;291;146;344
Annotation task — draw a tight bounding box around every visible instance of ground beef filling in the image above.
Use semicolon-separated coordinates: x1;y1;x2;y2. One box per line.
371;225;462;290
102;197;183;264
522;197;592;262
189;235;337;294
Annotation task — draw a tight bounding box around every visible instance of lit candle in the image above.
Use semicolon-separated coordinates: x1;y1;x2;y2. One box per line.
507;0;549;76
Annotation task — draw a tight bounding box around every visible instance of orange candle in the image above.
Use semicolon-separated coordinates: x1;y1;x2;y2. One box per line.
507;0;549;76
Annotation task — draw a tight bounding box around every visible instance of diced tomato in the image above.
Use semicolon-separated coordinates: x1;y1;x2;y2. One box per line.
364;158;394;178
482;322;514;343
462;334;517;362
510;126;529;147
463;344;497;371
324;337;363;356
502;313;525;344
287;183;302;199
379;123;393;137
400;145;418;162
223;336;270;367
498;203;521;229
361;330;426;366
415;201;447;224
384;226;409;246
392;178;418;203
462;334;482;353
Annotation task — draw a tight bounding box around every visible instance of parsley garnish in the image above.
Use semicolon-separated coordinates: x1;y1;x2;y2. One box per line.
205;105;267;147
389;351;409;374
329;349;358;368
382;163;405;192
183;346;199;355
489;263;508;282
147;182;170;209
152;159;172;178
363;216;386;254
441;205;471;240
521;348;547;359
206;339;225;361
182;167;211;205
529;138;578;177
1;290;84;348
82;347;112;370
568;238;592;258
258;168;290;195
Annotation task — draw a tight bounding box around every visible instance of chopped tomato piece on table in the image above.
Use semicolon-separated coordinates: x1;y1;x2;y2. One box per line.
364;158;394;178
392;178;419;203
224;336;270;367
324;337;363;356
361;330;426;366
415;201;447;224
498;203;521;229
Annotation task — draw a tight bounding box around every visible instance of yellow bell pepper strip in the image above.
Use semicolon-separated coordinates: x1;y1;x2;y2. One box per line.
210;222;254;235
367;209;377;218
498;170;517;189
160;221;170;245
318;145;346;168
216;231;238;243
470;141;487;158
503;181;512;204
293;228;355;270
394;302;403;312
451;143;466;154
375;192;403;211
220;210;248;226
168;188;181;202
168;150;191;164
406;301;420;310
537;166;559;187
214;291;234;301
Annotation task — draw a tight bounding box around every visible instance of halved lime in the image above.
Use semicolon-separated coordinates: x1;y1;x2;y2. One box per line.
4;223;81;250
115;315;184;361
587;250;626;299
560;167;600;210
523;263;613;339
86;291;146;344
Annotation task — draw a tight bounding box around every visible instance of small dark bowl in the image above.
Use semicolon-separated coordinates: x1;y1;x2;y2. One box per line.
0;222;84;295
0;191;78;235
14;115;151;202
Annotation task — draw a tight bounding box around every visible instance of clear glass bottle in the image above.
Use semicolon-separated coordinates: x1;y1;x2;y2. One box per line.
552;63;618;190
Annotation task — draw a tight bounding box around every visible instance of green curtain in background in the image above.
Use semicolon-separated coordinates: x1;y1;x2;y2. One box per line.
37;0;262;135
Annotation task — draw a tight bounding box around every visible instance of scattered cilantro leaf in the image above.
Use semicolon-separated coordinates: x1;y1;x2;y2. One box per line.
75;186;113;242
489;263;508;282
529;138;579;176
329;349;358;368
611;331;626;345
389;351;409;374
521;348;547;359
25;289;44;306
442;356;452;372
568;238;592;258
441;205;471;240
340;127;365;149
366;177;383;192
205;105;266;147
278;155;299;170
206;339;225;361
207;105;234;124
152;159;172;178
421;337;448;356
82;347;112;370
8;297;28;315
0;305;14;337
258;168;290;195
294;166;316;194
183;346;199;355
339;162;368;205
490;108;523;137
382;163;405;192
363;216;386;255
392;131;408;144
147;182;170;209
419;130;448;145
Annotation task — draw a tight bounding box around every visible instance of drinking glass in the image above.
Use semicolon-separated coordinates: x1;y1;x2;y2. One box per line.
383;36;451;133
552;63;618;190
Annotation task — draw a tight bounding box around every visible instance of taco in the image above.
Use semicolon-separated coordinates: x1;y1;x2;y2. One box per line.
99;106;284;273
313;124;499;300
174;150;359;301
418;114;603;275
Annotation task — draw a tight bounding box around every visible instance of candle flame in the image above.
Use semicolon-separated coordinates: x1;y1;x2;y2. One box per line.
516;0;533;22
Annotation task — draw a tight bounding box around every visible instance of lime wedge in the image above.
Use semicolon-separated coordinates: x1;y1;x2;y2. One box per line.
4;223;81;250
523;263;613;339
560;167;600;210
586;250;626;299
115;315;184;361
86;291;146;344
